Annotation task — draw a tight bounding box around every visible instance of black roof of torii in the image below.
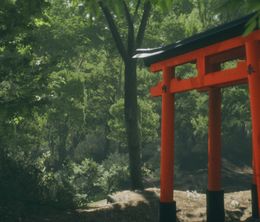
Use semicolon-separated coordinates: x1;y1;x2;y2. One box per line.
134;13;256;67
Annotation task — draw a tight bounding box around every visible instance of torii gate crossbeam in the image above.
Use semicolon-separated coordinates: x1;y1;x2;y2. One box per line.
134;13;260;222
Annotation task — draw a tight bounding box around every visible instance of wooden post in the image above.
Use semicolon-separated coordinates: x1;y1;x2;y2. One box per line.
159;66;176;222
252;156;259;218
246;40;260;218
208;88;222;191
207;87;225;222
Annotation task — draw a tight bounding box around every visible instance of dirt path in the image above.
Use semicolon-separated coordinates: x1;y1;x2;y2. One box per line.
4;189;258;222
79;188;257;222
3;160;258;222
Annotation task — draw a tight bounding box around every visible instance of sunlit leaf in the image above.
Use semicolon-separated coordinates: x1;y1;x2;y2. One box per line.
244;17;257;36
259;14;260;28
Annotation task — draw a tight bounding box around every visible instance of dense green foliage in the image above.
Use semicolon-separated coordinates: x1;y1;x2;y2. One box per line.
0;0;258;220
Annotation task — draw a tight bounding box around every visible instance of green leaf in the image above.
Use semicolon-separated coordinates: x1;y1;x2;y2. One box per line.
110;0;124;16
247;0;260;11
244;16;257;36
218;0;244;11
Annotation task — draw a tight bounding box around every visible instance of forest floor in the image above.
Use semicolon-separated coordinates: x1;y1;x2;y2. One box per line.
3;159;260;222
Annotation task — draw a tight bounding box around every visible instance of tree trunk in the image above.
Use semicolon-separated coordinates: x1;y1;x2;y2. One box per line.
55;120;69;170
98;0;151;190
124;58;143;189
103;124;111;159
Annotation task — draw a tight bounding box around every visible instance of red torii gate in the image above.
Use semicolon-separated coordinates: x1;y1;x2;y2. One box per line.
135;14;260;222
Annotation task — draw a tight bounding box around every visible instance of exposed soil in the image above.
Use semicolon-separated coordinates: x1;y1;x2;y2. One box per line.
9;189;258;222
2;160;259;222
79;188;258;222
174;159;253;193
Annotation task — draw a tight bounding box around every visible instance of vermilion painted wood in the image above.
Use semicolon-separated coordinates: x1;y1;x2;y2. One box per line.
246;40;260;215
208;88;222;191
253;156;257;184
160;67;175;203
150;61;248;96
149;30;260;97
151;29;260;214
206;46;245;66
150;30;260;73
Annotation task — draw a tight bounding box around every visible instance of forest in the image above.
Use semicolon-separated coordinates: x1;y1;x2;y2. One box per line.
1;0;260;221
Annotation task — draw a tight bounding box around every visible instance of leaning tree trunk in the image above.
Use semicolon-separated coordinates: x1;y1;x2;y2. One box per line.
124;58;143;189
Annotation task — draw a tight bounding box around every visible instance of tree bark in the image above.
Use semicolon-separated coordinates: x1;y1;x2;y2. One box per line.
98;0;152;190
124;58;143;189
55;118;69;170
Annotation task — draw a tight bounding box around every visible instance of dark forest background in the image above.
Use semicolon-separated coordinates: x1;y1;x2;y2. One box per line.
0;0;259;218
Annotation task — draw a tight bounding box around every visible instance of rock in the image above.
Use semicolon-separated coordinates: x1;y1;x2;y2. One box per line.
107;195;117;203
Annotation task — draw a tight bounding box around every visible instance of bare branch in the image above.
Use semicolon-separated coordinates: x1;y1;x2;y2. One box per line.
122;1;135;56
136;1;151;49
98;1;127;61
134;0;141;21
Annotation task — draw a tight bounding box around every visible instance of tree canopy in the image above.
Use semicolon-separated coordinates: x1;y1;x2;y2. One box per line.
0;0;257;220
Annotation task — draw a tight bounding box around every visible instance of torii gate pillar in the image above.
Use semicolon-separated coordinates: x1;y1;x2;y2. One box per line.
246;40;260;217
207;87;225;222
159;67;176;222
134;14;260;221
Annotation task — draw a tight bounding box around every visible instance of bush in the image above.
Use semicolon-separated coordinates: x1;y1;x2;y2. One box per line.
0;154;44;221
98;152;130;195
0;155;42;204
68;158;100;206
